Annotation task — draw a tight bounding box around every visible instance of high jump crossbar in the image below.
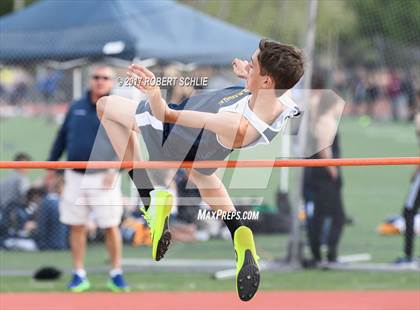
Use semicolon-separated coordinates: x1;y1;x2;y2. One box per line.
0;157;418;169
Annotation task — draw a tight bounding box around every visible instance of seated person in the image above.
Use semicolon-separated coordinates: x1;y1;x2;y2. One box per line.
0;153;31;211
0;187;44;240
34;171;68;250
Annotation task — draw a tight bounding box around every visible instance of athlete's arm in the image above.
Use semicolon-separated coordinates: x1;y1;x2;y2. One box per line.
128;64;248;146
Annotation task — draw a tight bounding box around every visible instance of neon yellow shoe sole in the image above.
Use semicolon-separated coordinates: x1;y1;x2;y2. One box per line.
234;226;260;302
143;189;173;261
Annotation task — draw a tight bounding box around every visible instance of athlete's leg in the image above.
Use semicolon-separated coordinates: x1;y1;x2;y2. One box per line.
188;169;260;302
128;169;154;210
97;95;141;164
188;169;244;239
97;95;178;207
188;169;235;213
97;96;174;262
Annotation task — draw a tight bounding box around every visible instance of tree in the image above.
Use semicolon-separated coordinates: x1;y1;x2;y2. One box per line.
342;0;420;66
350;0;420;46
0;0;38;17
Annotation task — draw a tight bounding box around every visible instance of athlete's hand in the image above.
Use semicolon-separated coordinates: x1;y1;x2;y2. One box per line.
128;64;160;96
129;64;166;122
232;58;249;79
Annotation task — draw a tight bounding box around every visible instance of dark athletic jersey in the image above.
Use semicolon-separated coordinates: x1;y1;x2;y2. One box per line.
135;86;301;175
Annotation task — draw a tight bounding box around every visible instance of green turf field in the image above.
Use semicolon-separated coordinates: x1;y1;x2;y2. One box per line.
2;269;419;292
0;116;419;292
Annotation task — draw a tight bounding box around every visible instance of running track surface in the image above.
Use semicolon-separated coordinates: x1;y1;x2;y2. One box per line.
1;291;419;310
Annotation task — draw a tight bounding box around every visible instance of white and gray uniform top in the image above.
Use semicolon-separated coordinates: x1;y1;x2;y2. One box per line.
135;86;301;175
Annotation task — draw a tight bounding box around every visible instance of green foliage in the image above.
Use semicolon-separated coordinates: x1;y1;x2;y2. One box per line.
182;0;308;45
339;0;420;66
350;0;420;45
0;0;37;17
0;0;13;16
181;0;419;66
1;1;418;67
316;0;356;47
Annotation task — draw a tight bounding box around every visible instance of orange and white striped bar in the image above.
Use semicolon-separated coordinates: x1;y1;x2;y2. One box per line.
0;157;419;169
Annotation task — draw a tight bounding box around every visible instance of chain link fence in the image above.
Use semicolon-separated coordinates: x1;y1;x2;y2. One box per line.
0;0;418;278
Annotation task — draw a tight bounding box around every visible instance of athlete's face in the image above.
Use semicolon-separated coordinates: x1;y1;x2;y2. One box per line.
90;67;114;99
246;49;274;94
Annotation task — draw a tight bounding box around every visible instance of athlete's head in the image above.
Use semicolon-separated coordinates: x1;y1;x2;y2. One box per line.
246;39;304;96
89;65;114;99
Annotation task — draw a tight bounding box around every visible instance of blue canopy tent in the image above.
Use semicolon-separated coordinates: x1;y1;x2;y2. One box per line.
0;0;260;65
